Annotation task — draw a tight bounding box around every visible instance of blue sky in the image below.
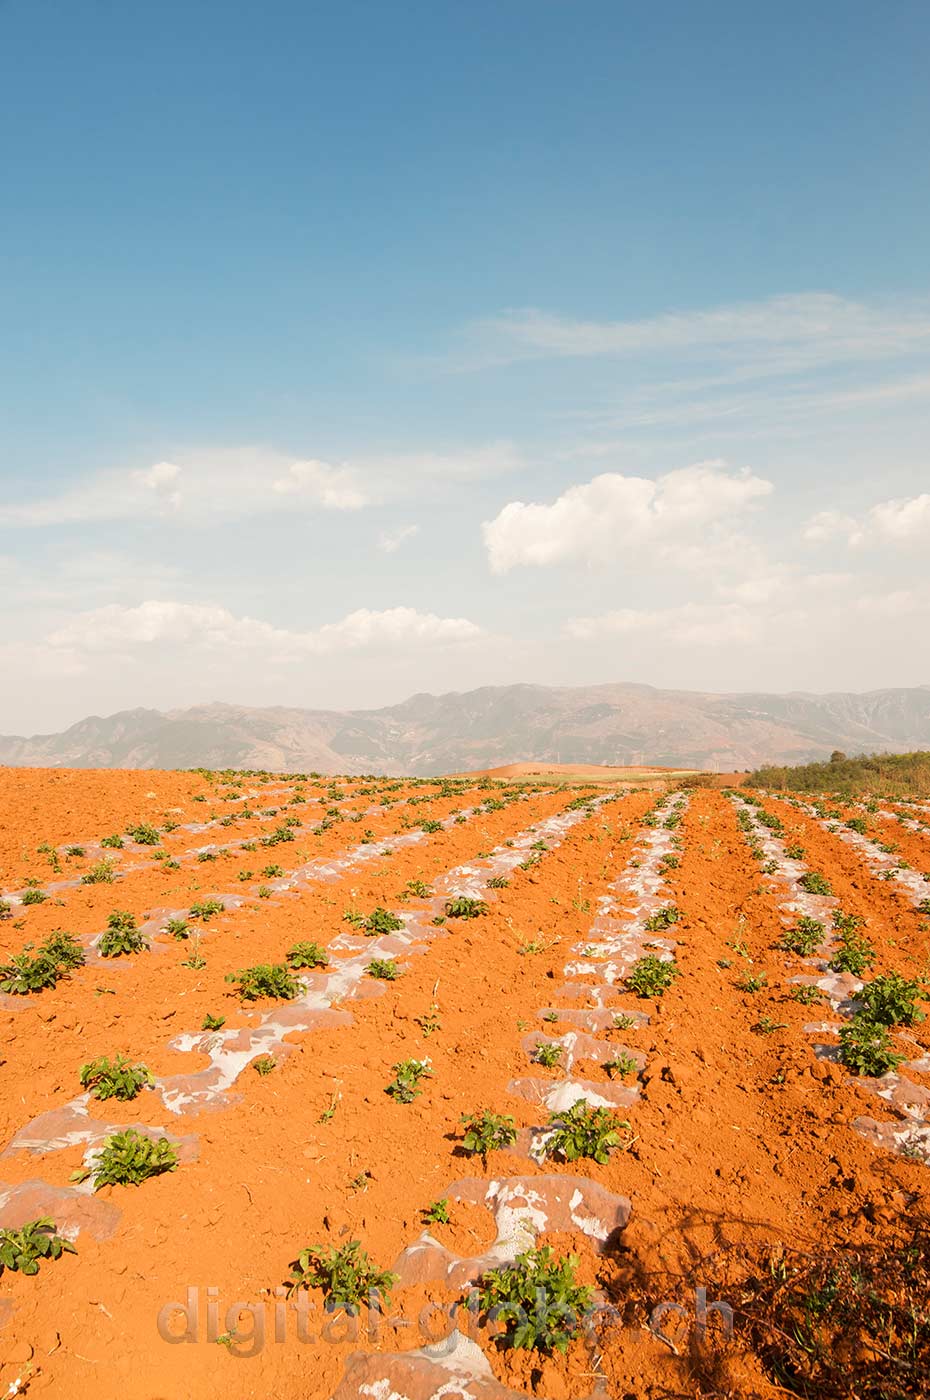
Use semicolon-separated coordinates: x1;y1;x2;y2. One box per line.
2;0;929;732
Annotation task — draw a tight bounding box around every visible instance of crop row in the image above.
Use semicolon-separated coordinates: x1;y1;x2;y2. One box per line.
329;791;689;1395
732;792;930;1164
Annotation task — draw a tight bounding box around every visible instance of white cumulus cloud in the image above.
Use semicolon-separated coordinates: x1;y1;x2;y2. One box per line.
803;492;930;548
482;461;773;574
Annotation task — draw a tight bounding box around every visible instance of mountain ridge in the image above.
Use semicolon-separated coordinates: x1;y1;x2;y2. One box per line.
2;682;929;774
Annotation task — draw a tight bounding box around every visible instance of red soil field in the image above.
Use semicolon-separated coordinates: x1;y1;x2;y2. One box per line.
0;768;927;1399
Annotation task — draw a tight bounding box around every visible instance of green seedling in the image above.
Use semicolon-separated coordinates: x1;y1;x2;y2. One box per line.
460;1110;518;1162
799;872;833;896
386;1057;431;1102
444;897;488;919
72;1128;178;1189
789;984;823;1005
99;911;146;958
837;1015;906;1078
285;1240;397;1313
472;1246;594;1355
487;875;510;889
644;905;681;931
367;958;402;980
253;1056;276;1076
533;1042;562;1068
829;930;875;976
127;823;161;846
604;1051;638;1079
81;859;116;885
79;1055;153;1101
544;1100;627;1164
858;972;927;1027
21;888;48;906
101;834;124;849
780;917;825;956
166;918;189;939
0;1219;75;1277
202;1013;225;1031
225;963;301;1000
422;1199;451;1225
363;907;404;936
286;941;329;970
189;899;225;922
627;954;678;998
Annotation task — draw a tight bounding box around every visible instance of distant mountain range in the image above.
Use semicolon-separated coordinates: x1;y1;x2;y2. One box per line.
2;682;929;774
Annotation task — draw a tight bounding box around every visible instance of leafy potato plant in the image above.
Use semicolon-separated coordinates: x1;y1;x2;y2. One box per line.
73;1128;178;1189
286;1240;397;1312
0;1219;75;1277
472;1246;594;1354
80;1055;153;1101
99;910;146;958
544;1100;627;1164
225;963;301;1000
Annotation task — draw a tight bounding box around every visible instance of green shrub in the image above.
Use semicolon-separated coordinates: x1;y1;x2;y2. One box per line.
544;1100;625;1164
225;963;300;1000
0;1218;75;1277
99;911;146;958
79;1055;153;1101
472;1246;593;1354
286;1240;397;1312
73;1128;178;1189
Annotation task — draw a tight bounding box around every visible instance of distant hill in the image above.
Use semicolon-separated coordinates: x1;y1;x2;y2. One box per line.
2;682;929;774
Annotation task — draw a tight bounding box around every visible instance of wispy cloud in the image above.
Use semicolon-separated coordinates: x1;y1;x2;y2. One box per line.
377;524;419;553
447;293;930;372
0;441;523;529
